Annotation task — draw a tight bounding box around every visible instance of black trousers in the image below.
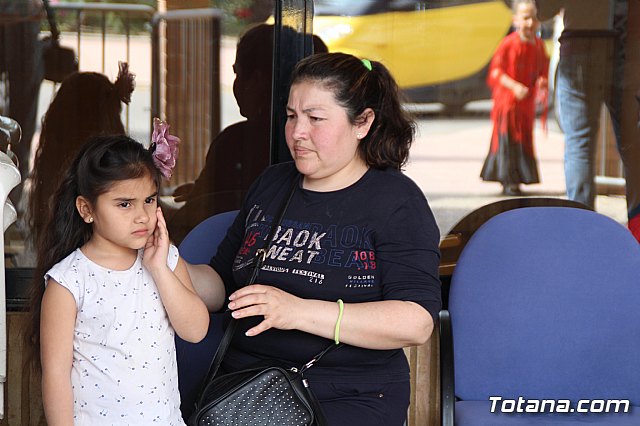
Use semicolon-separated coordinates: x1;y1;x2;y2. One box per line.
312;379;409;426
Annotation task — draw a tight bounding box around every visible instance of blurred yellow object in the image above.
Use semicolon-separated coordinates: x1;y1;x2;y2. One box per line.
310;1;518;107
314;2;512;89
264;0;558;108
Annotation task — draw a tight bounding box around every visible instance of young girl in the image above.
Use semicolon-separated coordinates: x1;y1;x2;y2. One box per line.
27;132;209;424
480;0;549;195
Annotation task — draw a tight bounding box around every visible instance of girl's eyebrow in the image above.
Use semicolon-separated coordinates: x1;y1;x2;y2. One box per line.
113;191;158;202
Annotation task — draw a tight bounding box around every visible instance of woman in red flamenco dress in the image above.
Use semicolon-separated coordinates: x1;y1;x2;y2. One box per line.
481;0;549;196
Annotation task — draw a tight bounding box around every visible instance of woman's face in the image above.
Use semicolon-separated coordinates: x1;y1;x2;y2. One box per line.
285;80;372;191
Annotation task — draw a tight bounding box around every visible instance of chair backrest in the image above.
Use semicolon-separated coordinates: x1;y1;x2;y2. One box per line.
178;210;239;264
176;210;239;418
439;197;590;307
449;207;640;403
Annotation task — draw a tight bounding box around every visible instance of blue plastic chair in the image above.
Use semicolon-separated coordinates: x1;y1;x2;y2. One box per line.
440;207;640;425
176;209;239;419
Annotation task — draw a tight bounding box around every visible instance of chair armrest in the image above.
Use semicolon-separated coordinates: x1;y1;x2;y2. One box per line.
439;310;455;426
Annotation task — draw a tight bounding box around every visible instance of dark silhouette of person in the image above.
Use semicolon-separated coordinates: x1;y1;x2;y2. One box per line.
26;63;135;251
0;0;45;205
168;24;327;244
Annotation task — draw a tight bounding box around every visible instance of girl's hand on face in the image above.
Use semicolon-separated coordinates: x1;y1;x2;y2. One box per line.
143;207;170;273
228;285;304;336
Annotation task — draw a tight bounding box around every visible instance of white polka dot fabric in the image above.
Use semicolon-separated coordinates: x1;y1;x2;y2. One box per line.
45;245;185;424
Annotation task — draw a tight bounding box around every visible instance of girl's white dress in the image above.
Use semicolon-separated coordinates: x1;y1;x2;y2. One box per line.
46;245;186;425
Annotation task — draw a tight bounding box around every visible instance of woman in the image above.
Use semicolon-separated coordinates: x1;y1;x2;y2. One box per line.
188;52;441;426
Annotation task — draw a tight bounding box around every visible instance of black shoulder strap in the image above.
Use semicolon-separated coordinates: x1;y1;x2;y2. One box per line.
196;174;301;403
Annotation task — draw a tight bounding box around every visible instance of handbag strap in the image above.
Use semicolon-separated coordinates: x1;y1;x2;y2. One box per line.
42;0;60;41
197;173;301;399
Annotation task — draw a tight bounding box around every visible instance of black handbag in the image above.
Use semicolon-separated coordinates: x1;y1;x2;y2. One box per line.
188;176;340;426
42;0;78;83
190;343;336;426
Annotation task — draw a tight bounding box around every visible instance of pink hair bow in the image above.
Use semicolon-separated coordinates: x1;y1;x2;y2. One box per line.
151;117;180;179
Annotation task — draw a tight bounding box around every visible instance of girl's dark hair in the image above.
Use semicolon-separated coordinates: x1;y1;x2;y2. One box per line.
27;67;134;248
24;134;160;371
290;52;416;170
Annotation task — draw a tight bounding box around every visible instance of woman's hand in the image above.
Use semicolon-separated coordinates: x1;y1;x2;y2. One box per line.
143;207;170;273
228;287;435;348
228;284;304;336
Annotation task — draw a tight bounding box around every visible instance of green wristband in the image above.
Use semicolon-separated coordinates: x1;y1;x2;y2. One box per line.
334;299;344;345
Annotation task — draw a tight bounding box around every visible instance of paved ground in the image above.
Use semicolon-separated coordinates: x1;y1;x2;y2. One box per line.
404;106;628;236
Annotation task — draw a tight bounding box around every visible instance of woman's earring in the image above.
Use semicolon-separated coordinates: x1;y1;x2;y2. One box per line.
356;133;363;139
88;217;94;223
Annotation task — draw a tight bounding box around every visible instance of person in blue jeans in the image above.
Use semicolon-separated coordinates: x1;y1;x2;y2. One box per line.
537;0;640;241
